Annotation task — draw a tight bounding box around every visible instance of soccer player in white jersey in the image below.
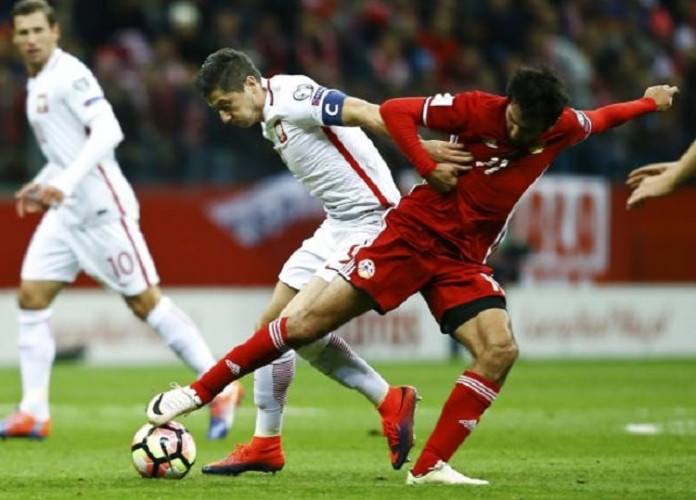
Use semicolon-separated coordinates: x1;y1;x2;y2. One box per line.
0;0;241;441
179;48;470;475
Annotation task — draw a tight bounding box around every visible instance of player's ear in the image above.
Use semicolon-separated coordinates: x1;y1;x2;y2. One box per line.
245;75;259;90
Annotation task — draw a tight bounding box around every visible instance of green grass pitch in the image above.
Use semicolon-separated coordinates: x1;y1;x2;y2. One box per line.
1;359;694;499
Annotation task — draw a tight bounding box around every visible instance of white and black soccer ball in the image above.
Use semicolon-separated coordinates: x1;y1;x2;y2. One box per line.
131;421;196;479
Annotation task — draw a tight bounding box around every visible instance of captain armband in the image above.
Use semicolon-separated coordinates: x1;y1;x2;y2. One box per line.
320;90;347;126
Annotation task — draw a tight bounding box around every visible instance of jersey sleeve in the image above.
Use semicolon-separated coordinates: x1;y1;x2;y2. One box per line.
421;91;474;134
560;108;593;146
561;97;658;146
305;84;347;127
271;76;347;128
61;65;113;125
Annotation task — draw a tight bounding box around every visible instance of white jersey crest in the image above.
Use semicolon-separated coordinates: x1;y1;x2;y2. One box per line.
260;75;400;222
26;48;137;225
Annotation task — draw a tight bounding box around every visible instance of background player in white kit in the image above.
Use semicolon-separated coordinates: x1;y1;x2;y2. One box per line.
187;48;470;475
0;0;241;441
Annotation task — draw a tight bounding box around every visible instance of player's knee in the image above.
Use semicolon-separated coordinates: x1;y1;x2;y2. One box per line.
17;287;51;310
126;299;150;320
125;288;161;320
286;311;327;346
483;338;519;370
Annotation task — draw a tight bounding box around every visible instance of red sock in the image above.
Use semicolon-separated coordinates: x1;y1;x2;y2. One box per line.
192;318;290;404
412;371;500;476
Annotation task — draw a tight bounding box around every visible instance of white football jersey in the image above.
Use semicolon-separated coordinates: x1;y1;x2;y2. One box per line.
26;48;138;225
261;75;400;222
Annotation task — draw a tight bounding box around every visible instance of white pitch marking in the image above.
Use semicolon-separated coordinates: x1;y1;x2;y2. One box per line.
625;423;661;435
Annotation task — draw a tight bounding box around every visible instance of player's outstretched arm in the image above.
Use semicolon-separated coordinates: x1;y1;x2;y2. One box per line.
583;85;678;134
643;85;679;111
626;139;696;209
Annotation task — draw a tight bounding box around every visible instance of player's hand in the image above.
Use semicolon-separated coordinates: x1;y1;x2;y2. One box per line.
421;140;473;165
626;169;679;209
425;162;472;193
38;185;65;207
14;182;47;218
644;85;679;111
625;162;674;189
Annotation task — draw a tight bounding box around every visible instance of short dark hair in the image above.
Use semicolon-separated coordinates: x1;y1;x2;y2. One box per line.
195;48;262;99
12;0;56;27
506;67;568;131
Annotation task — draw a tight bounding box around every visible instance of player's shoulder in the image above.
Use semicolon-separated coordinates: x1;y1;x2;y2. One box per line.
267;74;319;100
461;91;505;110
53;49;93;78
555;107;591;135
266;74;326;120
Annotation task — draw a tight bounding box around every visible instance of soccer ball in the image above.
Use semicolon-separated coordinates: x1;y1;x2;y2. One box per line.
131;421;196;479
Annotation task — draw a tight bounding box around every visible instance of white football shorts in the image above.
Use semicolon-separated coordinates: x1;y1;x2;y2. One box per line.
21;210;159;296
278;215;384;290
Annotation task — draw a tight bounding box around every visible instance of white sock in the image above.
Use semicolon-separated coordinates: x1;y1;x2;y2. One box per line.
145;297;215;376
253;350;296;436
18;308;55;420
298;333;389;405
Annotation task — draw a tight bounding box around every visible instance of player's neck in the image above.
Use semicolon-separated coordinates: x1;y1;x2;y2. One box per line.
26;47;57;77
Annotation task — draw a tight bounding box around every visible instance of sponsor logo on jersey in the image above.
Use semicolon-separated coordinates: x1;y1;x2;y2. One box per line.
312;86;326;106
225;359;241;375
36;94;48;113
357;259;375;279
293;83;314;101
73;77;90;91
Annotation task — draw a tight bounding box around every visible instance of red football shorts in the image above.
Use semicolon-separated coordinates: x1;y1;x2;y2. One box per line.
339;221;506;324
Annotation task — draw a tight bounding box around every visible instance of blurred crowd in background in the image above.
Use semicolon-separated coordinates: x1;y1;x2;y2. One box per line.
0;0;695;187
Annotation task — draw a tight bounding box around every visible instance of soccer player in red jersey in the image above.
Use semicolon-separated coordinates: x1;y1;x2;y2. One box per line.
146;68;677;485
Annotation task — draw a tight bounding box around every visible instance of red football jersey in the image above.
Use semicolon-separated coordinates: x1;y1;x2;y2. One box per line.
387;91;594;264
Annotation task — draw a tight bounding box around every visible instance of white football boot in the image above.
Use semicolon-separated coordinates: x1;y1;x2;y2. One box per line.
406;460;490;485
146;384;202;426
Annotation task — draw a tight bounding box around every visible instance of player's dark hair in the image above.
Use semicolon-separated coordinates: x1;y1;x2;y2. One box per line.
195;48;262;99
12;0;56;27
506;67;568;131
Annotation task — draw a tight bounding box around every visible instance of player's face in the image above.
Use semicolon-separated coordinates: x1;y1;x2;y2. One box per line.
505;102;546;148
13;12;59;75
208;78;265;128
